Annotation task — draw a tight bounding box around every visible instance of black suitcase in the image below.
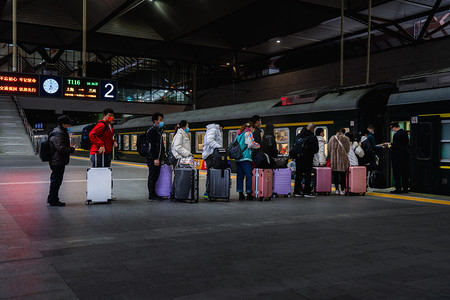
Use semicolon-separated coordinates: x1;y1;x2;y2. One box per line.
173;168;199;203
209;168;231;201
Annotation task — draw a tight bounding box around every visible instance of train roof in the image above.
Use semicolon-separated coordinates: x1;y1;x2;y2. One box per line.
388;85;450;106
116;84;393;129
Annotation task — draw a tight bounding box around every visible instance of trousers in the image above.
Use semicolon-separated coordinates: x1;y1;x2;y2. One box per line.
148;163;161;198
48;165;65;203
236;161;253;194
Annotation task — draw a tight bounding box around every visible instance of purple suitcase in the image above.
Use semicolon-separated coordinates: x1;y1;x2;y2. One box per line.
155;164;172;198
314;167;332;194
273;168;291;197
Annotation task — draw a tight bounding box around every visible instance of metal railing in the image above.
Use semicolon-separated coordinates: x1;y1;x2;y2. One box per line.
12;95;37;154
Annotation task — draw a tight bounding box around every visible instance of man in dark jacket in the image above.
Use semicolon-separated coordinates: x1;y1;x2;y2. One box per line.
387;122;410;194
47;115;75;206
294;123;319;197
146;112;165;201
251;115;262;145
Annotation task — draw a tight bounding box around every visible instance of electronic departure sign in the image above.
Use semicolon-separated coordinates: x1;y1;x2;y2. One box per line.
0;73;39;96
63;77;100;99
100;80;117;100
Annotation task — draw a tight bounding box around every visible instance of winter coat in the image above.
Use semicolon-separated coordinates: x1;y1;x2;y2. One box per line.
202;124;223;160
146;124;165;164
261;134;278;158
236;130;260;162
89;120;115;155
313;135;327;167
296;128;319;168
49;126;75;166
172;129;192;159
348;141;364;166
391;128;409;162
328;132;351;172
253;126;262;145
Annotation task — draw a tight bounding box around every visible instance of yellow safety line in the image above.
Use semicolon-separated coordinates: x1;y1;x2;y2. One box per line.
419;113;450;118
440;166;450;169
366;192;450;206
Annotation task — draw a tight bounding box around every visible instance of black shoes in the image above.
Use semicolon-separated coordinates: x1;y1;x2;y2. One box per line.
239;192;245;200
246;195;254;201
48;201;65;206
148;195;163;202
390;190;402;194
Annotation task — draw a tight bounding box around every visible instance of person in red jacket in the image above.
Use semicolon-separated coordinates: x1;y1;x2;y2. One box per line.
89;108;117;167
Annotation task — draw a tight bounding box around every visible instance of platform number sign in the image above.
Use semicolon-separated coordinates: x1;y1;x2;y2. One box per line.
100;80;117;100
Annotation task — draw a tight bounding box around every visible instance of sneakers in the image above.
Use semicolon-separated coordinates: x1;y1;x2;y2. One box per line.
239;192;245;200
148;195;163;202
335;190;340;195
294;193;304;197
246;195;254;201
339;190;345;195
304;193;316;198
390;189;402;194
203;192;209;200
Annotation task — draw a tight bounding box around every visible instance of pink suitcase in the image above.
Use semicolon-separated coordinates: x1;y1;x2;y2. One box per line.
273;168;291;197
252;168;273;201
314;167;332;194
155;164;172;198
346;166;366;195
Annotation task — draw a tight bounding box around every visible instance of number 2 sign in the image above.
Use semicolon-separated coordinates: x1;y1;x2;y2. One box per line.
100;80;117;100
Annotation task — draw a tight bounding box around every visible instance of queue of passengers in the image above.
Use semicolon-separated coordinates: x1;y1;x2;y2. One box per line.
45;109;410;206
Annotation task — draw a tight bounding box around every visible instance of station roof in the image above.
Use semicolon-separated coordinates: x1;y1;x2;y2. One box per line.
1;0;450;69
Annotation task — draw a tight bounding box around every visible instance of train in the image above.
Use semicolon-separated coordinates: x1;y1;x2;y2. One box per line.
70;69;450;196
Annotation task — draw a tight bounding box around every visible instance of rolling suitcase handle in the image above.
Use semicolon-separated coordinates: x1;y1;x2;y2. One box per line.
94;152;105;168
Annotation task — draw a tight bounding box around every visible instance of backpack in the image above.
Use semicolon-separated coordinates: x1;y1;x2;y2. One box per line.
39;132;55;162
358;139;374;165
137;129;151;157
212;148;228;169
80;121;107;150
227;134;247;160
289;135;306;159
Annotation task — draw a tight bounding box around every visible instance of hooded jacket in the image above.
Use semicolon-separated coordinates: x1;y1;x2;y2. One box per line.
236;128;260;162
313;135;327;166
172;129;192;159
296;127;319;166
202;123;223;160
49;126;75;166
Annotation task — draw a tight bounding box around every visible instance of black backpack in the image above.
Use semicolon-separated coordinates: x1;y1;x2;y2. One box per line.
137;130;151;157
80;121;107;150
39;132;55;162
358;139;374;165
212;148;228;169
289;135;306;159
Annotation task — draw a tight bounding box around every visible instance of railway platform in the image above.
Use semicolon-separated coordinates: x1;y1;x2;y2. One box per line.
1;155;450;299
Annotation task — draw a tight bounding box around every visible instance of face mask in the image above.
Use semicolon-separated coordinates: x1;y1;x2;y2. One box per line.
107;116;114;123
185;128;189;133
158;121;164;128
66;127;71;132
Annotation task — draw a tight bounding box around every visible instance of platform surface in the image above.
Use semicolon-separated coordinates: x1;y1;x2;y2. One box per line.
1;155;450;299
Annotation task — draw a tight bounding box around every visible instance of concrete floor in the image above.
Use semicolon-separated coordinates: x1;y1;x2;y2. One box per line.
1;155;450;299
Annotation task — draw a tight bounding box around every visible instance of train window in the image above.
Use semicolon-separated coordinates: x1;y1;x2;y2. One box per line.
118;135;122;150
274;128;289;156
416;122;431;160
123;135;130;151
441;121;450;161
196;132;206;153
169;133;174;146
131;135;138;151
229;130;238;144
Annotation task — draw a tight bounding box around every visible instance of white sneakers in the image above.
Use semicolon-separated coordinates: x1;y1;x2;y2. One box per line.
335;190;346;195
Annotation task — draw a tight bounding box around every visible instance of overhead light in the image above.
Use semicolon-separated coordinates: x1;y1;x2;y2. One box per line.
276;40;281;43
226;63;230;66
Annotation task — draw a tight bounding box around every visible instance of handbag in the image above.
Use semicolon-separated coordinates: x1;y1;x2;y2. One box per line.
166;150;177;166
252;150;270;168
273;157;289;168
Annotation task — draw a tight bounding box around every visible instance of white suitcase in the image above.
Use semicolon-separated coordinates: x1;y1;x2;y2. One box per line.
86;154;112;205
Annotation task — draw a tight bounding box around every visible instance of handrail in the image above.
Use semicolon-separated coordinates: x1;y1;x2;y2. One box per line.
12;95;37;154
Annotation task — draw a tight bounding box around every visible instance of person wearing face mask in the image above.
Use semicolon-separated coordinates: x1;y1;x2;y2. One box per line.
202;122;224;200
89;108;117;168
385;122;410;194
171;120;193;162
47;115;75;206
146;112;166;201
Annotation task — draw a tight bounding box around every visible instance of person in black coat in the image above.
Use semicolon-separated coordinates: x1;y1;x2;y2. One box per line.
386;122;410;193
47;115;75;206
293;123;319;197
250;115;262;145
146;112;166;201
261;124;278;158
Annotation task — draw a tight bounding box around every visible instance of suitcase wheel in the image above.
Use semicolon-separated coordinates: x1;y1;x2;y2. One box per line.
362;193;365;196
85;200;91;205
107;199;112;204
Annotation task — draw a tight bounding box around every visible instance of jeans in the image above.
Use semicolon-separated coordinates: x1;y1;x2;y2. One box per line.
236;161;253;194
333;171;346;191
294;162;313;194
90;153;111;167
205;155;214;194
148;163;161;198
47;165;65;203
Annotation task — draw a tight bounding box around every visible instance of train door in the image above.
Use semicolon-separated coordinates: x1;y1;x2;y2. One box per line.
410;116;441;193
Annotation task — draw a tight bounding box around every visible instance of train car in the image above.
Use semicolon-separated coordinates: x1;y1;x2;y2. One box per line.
387;69;450;195
70;83;395;188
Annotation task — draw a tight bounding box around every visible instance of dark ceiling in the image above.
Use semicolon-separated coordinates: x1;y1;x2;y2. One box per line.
1;0;450;72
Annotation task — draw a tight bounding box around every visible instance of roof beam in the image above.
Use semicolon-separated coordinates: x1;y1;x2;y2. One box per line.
424;17;450;38
418;0;442;40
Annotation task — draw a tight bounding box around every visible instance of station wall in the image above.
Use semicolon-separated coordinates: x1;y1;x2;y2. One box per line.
196;37;450;108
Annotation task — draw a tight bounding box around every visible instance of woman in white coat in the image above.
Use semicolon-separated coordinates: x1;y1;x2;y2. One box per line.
313;128;327;167
345;132;364;167
171;120;193;162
